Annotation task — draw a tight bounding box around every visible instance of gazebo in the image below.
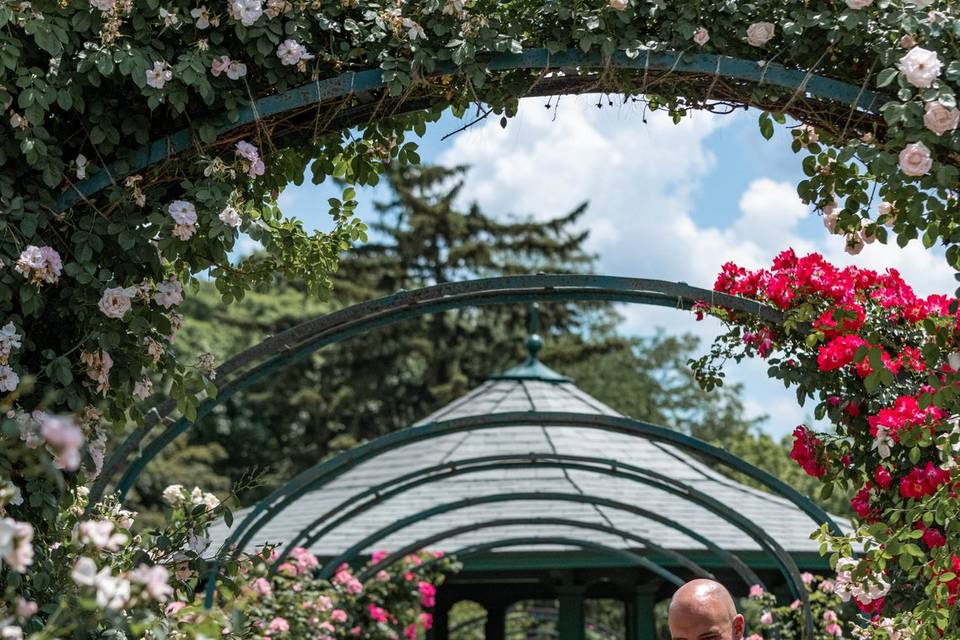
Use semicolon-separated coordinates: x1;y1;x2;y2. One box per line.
209;318;847;640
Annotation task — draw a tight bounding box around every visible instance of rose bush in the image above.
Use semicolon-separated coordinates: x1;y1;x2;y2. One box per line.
695;249;960;638
742;575;853;640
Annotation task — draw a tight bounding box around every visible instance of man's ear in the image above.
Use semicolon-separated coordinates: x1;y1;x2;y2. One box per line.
733;613;745;639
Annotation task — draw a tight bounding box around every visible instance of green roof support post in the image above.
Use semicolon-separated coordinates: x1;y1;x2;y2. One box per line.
484;600;508;640
557;582;586;640
626;583;659;640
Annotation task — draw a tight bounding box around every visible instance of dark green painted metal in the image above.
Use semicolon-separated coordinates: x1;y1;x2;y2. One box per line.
276;453;759;587
355;516;713;583
300;492;812;639
217;413;839;566
101;275;785;504
56;49;884;212
354;528;685;587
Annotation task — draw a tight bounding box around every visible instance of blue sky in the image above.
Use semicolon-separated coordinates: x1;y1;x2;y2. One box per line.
271;96;955;439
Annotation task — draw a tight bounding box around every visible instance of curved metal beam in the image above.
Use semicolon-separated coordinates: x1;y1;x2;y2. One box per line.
58;48;883;212
352;528;685;587
100;275;784;504
217;414;840;565
275;454;759;587
353;516;713;582
296;492;811;638
308;491;797;597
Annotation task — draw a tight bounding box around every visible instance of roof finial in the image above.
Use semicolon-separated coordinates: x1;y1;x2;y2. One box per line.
525;303;543;362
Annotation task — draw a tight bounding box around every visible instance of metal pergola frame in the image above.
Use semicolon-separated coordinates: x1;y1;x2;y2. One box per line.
355;517;714;583
58;49;884;213
95;275;787;504
283;455;761;587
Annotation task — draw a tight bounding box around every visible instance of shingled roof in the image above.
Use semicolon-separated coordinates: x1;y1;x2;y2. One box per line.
209;344;847;562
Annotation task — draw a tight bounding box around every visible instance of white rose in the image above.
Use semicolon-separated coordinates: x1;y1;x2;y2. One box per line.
219;206;242;228
923;101;960;135
897;46;942;88
167;200;197;225
162;484;185;505
745;22;775;47
692;27;709;46
898;141;933;176
608;0;628;8
845;0;873;8
98;287;136;319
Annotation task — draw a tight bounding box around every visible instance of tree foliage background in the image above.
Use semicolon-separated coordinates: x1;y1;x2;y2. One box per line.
130;163;852;521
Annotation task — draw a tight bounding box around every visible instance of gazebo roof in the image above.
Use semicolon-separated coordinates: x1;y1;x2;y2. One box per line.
209;340;848;569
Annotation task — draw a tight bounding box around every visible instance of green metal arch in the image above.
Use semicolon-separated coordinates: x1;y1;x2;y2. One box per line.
216;413;840;565
97;275;785;505
275;453;761;587
310;492;799;599
57;48;884;212
352;516;714;583
361;531;686;587
300;491;812;639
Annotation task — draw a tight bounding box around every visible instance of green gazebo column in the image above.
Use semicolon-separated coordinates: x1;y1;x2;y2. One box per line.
557;584;586;640
483;601;508;640
626;583;660;640
426;602;449;640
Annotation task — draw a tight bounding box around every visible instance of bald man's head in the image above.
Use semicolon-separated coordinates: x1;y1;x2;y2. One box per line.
668;580;744;640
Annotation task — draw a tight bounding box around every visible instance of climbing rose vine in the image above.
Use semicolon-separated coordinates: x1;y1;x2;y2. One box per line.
695;250;960;639
743;576;854;640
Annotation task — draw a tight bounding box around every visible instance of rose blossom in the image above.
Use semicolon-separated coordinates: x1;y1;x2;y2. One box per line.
277;39;314;66
154;277;183;308
15;245;62;285
608;0;628;8
219;206;242;228
0;366;19;393
98;286;136;319
745;22;774;46
145;62;172;89
845;0;873;8
898;46;942;88
0;518;33;572
41;416;85;471
226;61;247;79
129;564;173;601
923;101;960;135
898;141;933;176
228;0;262;25
760;611;774;625
692;27;709;47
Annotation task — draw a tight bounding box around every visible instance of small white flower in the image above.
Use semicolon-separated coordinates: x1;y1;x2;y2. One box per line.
158;7;178;26
190;6;210;28
745;22;775;47
154;277;183;309
168;200;197;225
228;0;262;26
162;484;185;505
71;557;98;586
0;366;19;393
219;206;242;228
897;46;942;88
145;61;173;89
226;60;247;80
276;39;314;66
132;379;153;400
75;154;88;180
607;0;628;8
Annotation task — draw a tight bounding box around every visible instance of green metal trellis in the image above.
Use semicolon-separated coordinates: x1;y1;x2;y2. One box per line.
352;517;713;584
96;275;786;504
57;49;884;213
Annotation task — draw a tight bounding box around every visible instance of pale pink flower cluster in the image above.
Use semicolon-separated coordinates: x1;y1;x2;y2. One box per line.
276;39;314;66
129;563;173;601
211;55;248;79
15;245;62;285
190;486;220;510
169;200;198;240
0;322;22;366
80;349;113;395
823;610;842;637
899;141;933;176
748;584;765;598
99;286;137;319
235;140;265;178
834;557;889;607
228;0;263;25
154;276;183;309
71;557;131;611
923;101;960;135
0;518;34;572
41;415;85;471
132;378;153;400
162;484;186;504
333;564;363;594
146;61;173;89
77;520;128;551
